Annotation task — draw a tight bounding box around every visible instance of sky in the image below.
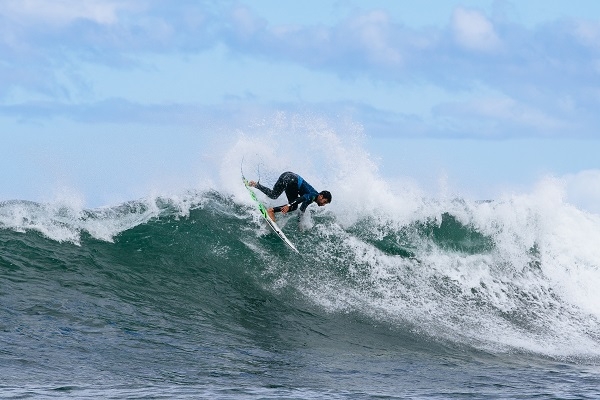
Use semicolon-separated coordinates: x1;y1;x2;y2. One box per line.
1;0;600;210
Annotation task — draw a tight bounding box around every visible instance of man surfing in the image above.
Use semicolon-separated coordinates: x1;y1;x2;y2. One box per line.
248;171;331;222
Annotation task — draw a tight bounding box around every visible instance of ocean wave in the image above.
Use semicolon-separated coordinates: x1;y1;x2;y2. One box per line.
2;184;599;362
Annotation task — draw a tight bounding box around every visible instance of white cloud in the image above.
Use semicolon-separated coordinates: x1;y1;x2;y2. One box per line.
0;0;140;26
434;95;570;136
573;19;600;49
451;7;501;52
2;2;600;139
473;97;565;131
229;5;267;39
344;10;402;66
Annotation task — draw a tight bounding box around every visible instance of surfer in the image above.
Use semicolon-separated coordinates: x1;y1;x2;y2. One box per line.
248;171;331;222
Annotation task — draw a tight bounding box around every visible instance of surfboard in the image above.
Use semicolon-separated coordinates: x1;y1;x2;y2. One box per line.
242;174;300;253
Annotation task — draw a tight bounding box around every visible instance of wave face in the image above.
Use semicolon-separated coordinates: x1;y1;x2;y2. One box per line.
2;181;600;397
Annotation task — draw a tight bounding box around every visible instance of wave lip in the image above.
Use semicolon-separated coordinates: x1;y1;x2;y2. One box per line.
0;190;206;244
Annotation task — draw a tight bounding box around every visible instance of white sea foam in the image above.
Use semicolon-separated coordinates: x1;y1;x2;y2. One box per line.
220;116;600;358
0;189;209;244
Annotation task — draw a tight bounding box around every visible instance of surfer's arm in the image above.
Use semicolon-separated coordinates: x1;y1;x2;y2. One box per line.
273;195;311;214
273;198;301;214
286;196;307;213
272;204;291;213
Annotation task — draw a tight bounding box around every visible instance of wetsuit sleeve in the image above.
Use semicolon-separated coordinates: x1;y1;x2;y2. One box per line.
254;182;270;197
273;197;304;213
298;194;317;212
290;197;305;211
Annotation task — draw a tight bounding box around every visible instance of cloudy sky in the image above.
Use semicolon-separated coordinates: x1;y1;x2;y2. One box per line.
1;0;599;209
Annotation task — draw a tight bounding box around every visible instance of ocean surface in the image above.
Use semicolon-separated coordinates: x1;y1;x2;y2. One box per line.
2;180;600;399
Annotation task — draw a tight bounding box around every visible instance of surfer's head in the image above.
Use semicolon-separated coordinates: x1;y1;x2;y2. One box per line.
316;191;332;206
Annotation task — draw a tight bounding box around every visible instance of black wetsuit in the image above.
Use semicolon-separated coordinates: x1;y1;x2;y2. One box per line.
254;172;319;213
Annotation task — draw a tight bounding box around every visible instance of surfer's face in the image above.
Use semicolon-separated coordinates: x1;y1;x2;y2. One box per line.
316;195;330;207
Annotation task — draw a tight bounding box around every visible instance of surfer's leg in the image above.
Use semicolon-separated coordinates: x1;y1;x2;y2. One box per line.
284;185;299;205
256;172;296;199
283;174;300;207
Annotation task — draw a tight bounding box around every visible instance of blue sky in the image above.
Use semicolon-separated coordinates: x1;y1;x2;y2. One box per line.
1;0;599;209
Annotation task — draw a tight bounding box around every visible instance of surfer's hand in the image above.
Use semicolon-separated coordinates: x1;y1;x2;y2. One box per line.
281;204;290;214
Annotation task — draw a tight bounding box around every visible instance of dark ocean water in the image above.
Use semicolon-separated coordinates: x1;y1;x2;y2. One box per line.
1;190;600;399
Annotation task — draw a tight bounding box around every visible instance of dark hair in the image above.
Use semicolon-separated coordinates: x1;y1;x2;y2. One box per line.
319;190;332;203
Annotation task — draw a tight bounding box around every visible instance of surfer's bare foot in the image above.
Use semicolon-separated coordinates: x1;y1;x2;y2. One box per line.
267;208;276;222
248;180;257;187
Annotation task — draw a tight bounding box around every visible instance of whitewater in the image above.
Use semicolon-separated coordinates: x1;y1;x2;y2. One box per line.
1;124;600;398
